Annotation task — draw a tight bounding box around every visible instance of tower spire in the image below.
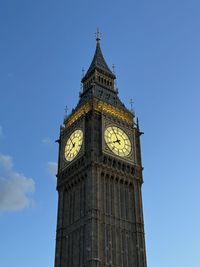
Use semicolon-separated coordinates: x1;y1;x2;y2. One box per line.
81;30;116;84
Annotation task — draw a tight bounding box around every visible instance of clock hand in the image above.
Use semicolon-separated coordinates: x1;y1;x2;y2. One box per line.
111;127;120;142
113;139;121;144
66;141;76;157
106;141;114;144
69;136;75;146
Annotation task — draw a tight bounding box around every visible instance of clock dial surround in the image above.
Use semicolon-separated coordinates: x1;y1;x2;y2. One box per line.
104;126;132;157
64;129;83;162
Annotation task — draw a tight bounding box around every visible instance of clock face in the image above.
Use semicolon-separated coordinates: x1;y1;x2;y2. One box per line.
65;129;83;162
104;126;132;157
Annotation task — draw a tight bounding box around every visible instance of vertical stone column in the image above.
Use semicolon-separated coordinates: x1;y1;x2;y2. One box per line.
134;179;147;267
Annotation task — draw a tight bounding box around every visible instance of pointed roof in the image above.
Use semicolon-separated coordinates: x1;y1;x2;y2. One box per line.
82;35;116;82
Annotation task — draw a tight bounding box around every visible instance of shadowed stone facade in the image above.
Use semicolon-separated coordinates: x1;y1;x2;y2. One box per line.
54;35;147;267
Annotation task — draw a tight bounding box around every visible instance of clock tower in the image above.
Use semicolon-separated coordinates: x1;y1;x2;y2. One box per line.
54;33;147;267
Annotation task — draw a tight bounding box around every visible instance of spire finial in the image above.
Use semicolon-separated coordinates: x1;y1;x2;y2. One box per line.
80;68;85;94
137;117;140;129
112;64;115;74
95;28;101;43
64;106;68;118
130;99;135;115
130;98;134;109
82;67;85;78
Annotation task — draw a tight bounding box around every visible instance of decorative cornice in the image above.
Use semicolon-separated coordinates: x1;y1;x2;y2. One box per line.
64;98;133;127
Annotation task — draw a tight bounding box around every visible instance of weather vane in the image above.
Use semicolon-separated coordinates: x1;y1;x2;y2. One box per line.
95;28;101;42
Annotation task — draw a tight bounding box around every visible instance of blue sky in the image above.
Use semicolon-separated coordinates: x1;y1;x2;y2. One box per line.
0;0;200;266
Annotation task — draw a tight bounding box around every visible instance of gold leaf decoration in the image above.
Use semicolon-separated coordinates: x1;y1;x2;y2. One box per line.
65;99;133;127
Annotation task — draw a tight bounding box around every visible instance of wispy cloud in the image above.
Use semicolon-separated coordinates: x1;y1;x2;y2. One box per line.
42;137;53;145
47;162;57;177
0;154;13;169
0;154;35;211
